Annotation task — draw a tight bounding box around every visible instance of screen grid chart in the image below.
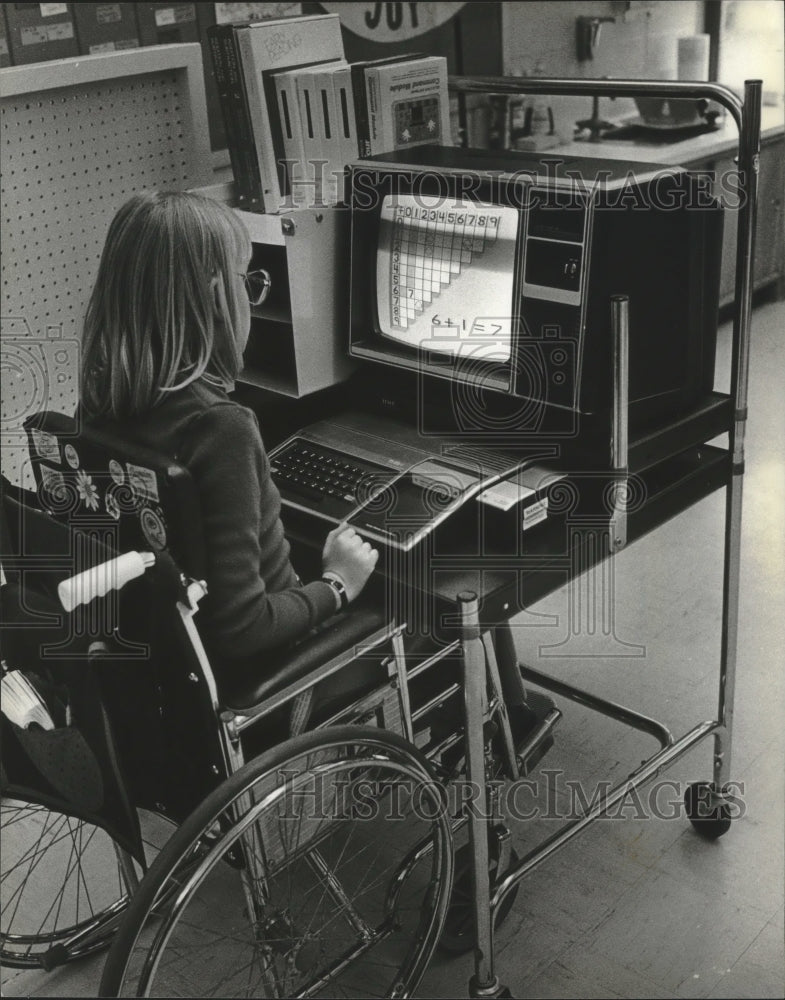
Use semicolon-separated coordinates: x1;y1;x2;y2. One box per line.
390;205;500;330
376;194;519;362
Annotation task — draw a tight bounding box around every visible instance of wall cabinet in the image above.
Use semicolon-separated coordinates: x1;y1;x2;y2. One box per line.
235;205;355;397
188;184;356;398
686;133;784;306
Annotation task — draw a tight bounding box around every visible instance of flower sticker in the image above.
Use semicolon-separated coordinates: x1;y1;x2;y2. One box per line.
105;491;121;521
76;469;99;511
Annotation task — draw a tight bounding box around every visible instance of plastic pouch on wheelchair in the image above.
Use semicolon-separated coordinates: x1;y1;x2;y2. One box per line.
1;668;105;815
0;581;146;864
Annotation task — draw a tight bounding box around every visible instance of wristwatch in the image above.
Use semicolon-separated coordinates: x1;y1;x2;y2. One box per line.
322;574;349;612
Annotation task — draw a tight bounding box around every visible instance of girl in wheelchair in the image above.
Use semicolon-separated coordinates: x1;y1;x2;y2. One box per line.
79;190;379;677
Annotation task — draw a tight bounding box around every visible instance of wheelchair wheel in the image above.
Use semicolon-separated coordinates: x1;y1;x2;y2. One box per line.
100;726;454;998
0;797;144;969
1;798;173;970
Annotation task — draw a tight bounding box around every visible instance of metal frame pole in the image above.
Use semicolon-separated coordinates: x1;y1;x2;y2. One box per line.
458;592;501;998
715;79;762;789
610;295;630;554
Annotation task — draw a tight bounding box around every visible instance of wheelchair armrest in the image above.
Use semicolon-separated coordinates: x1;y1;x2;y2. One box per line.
218;599;391;712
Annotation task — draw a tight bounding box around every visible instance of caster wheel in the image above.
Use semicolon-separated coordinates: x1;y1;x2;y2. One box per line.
468;981;514;999
684;782;733;839
438;836;520;955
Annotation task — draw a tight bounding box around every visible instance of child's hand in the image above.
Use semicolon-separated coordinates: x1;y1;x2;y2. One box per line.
322;525;379;602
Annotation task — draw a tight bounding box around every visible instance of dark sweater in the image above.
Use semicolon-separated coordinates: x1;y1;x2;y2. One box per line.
100;380;337;658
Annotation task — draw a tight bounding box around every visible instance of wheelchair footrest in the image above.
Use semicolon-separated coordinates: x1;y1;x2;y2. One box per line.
503;691;562;776
429;690;561;777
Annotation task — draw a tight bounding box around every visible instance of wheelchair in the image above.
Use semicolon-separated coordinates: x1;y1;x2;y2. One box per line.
1;412;558;997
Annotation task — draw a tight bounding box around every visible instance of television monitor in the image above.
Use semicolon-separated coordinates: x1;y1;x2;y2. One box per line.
347;147;723;443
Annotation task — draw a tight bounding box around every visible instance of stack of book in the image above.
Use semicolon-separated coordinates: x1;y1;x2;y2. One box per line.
208;13;450;212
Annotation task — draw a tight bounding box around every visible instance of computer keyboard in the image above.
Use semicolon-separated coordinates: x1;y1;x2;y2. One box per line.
270;439;395;517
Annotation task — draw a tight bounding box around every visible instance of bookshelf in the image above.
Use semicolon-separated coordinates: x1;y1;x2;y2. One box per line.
196;183;355;398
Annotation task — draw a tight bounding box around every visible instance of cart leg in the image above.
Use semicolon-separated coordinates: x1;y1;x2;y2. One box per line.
714;78;761;795
715;469;744;789
459;593;511;999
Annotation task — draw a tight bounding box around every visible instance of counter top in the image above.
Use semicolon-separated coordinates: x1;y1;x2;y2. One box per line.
551;104;784;166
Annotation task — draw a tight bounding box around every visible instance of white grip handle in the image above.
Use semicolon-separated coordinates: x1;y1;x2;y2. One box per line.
58;552;152;612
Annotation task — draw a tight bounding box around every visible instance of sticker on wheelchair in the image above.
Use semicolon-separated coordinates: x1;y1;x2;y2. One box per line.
140;507;167;550
39;464;67;501
63;443;80;469
126;462;160;502
109;458;125;485
30;429;60;463
105;492;121;521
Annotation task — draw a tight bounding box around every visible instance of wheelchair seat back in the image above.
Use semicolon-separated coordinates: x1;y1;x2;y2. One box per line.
24;411;205;579
6;413;233;823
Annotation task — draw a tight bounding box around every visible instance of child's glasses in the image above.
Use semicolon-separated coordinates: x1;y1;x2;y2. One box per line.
240;268;271;306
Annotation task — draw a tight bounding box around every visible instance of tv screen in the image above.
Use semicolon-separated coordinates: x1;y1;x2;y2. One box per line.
376;194;521;365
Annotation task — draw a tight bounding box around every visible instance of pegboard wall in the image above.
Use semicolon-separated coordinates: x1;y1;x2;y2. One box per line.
1;45;213;488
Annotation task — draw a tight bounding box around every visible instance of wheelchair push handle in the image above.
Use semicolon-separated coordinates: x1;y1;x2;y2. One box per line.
58;551;156;611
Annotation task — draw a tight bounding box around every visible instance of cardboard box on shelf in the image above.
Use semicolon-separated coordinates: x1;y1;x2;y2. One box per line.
5;3;79;65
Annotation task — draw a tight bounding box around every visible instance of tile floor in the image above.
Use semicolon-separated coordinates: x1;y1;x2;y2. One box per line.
2;299;783;998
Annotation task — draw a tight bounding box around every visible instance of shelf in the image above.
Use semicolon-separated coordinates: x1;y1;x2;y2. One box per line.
373;442;733;628
250;302;292;324
628;392;732;473
237;367;299;398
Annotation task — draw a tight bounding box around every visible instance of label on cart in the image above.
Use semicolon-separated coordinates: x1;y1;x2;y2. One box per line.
523;497;548;531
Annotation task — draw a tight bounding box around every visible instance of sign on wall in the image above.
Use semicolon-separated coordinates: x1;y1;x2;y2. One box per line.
320;2;466;42
214;3;302;23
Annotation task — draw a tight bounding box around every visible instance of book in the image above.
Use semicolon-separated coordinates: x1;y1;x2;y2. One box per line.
295;68;326;206
366;56;450;156
302;61;359;205
73;3;140;55
272;67;308;205
194;3;227;152
4;2;79;64
1;671;55;732
332;64;358;168
234;13;344;213
313;62;350;205
349;55;424;159
207;23;265;210
295;61;346;206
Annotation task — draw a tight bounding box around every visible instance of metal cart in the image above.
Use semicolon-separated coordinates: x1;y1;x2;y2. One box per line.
441;74;761;998
1;74;761;1000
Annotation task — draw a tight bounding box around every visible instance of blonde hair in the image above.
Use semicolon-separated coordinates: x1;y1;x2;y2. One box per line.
80;190;251;419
